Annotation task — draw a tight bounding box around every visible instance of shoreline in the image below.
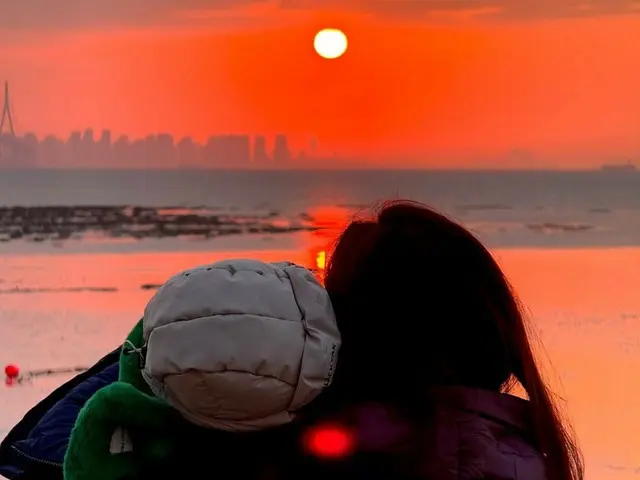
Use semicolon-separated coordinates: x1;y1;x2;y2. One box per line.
0;238;639;258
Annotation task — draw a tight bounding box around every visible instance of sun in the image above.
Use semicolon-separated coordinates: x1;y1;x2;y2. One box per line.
314;29;348;60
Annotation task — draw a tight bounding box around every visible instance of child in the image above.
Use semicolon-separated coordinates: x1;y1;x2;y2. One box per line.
1;259;340;480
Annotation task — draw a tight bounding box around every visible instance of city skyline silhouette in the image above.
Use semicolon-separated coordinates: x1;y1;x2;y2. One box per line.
0;79;637;170
0;127;312;169
0;81;358;169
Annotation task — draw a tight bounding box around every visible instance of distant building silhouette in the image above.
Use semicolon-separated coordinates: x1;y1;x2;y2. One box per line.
225;135;251;167
66;131;82;166
81;129;95;164
201;134;251;167
22;132;38;167
273;134;291;163
177;137;199;167
41;135;64;165
113;135;131;167
253;135;269;163
131;139;145;166
98;129;112;165
155;133;176;168
309;137;317;157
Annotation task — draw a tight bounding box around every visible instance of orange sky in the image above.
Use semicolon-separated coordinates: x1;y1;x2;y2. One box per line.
1;1;640;167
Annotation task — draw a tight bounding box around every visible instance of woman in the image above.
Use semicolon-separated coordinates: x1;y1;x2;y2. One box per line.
1;201;584;480
311;200;584;480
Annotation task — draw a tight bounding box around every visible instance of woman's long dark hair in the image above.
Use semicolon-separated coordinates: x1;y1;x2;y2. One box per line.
321;200;583;480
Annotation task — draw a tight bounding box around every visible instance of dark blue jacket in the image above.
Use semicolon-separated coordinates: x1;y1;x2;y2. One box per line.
0;349;120;480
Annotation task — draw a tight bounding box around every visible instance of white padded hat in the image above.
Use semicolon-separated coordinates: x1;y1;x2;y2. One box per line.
140;259;340;432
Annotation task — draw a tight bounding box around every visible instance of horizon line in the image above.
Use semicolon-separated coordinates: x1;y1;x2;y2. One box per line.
0;166;627;173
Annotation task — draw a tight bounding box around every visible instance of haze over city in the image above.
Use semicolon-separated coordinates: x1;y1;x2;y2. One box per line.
1;0;639;168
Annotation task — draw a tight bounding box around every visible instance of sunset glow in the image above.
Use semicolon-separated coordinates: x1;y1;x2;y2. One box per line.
316;250;326;271
1;2;639;167
1;1;639;473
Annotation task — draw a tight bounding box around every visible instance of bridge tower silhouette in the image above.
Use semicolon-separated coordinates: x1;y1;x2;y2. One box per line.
0;80;15;137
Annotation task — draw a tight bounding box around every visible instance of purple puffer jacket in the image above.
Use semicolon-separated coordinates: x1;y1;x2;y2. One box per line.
421;387;547;480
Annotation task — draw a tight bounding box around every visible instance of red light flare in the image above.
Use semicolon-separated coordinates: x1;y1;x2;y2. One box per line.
303;424;356;459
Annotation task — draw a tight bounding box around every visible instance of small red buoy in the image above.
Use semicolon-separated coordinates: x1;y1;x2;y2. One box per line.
304;424;354;459
4;364;20;379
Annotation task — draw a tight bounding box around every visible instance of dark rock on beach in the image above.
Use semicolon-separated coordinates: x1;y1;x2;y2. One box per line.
0;205;319;243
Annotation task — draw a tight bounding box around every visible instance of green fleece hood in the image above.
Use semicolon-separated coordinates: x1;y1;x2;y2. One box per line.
63;319;181;480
